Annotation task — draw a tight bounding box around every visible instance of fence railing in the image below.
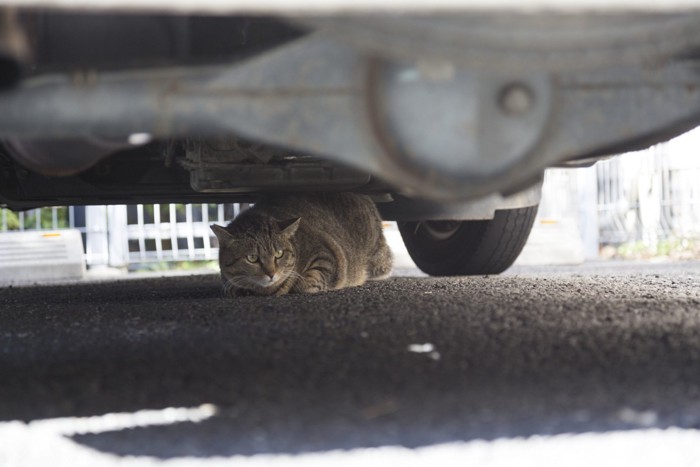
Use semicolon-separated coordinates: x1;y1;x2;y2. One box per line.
1;206;74;232
595;130;700;246
120;203;247;265
0;204;245;268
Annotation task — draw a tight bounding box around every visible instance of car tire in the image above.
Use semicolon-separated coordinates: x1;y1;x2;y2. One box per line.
397;205;539;276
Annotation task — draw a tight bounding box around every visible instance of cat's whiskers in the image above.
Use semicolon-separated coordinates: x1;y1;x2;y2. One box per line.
285;270;308;287
224;276;257;292
226;272;291;293
222;279;238;297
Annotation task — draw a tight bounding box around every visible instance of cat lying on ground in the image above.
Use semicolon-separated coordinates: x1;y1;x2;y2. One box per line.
211;193;392;296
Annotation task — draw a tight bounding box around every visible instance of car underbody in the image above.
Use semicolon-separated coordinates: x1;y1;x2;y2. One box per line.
1;5;699;274
1;8;700;214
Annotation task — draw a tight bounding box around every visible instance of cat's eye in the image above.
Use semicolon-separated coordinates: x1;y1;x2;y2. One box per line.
246;254;259;263
274;249;284;258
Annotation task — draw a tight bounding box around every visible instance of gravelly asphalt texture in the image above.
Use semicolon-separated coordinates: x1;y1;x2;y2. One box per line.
1;261;700;460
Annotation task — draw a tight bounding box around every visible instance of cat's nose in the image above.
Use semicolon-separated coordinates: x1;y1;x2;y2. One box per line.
261;264;275;280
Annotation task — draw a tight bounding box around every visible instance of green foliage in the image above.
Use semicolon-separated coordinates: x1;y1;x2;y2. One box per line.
602;236;700;260
1;208;20;230
1;207;71;231
128;260;219;273
0;207;69;230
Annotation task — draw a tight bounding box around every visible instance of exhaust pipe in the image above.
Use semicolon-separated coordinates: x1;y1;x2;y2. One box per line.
3;137;145;177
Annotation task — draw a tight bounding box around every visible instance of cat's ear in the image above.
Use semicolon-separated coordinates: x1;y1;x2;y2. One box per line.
211;224;234;246
277;217;301;237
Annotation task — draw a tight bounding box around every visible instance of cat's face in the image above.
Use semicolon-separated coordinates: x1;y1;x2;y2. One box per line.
211;217;300;294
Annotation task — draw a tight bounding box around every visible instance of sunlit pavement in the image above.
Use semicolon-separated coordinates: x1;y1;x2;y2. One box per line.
1;261;700;466
2;414;700;467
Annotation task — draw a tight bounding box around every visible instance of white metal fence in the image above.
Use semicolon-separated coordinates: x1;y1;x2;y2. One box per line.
3;127;700;266
119;203;249;266
0;203;246;268
536;127;700;257
596;133;700;246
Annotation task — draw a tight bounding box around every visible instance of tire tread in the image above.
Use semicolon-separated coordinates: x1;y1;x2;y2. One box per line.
398;205;538;276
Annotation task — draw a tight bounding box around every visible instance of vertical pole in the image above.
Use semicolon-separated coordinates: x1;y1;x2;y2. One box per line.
137;204;146;262
170;204;179;260
107;205;129;268
85;206;109;267
186;204;195;260
577;166;600;260
202;204;211;259
154;204;163;261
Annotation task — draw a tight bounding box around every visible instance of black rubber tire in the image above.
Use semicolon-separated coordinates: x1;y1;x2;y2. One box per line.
398;205;539;276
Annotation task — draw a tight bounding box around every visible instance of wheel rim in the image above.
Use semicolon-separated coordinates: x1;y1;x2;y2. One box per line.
418;221;461;241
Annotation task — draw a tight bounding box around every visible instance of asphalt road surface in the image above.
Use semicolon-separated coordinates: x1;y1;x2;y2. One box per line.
1;261;700;466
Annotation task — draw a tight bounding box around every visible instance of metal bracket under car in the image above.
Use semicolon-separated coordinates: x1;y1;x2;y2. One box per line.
2;15;700;204
379;182;542;221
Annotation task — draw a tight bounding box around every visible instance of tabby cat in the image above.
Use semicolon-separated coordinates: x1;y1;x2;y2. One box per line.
210;193;392;296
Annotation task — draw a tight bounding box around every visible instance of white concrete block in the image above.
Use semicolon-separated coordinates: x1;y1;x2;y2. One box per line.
0;229;86;285
516;218;586;266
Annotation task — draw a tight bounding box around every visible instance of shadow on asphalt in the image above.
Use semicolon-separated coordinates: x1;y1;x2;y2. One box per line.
2;271;700;458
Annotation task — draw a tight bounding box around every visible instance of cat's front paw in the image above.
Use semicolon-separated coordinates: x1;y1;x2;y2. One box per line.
297;284;327;294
